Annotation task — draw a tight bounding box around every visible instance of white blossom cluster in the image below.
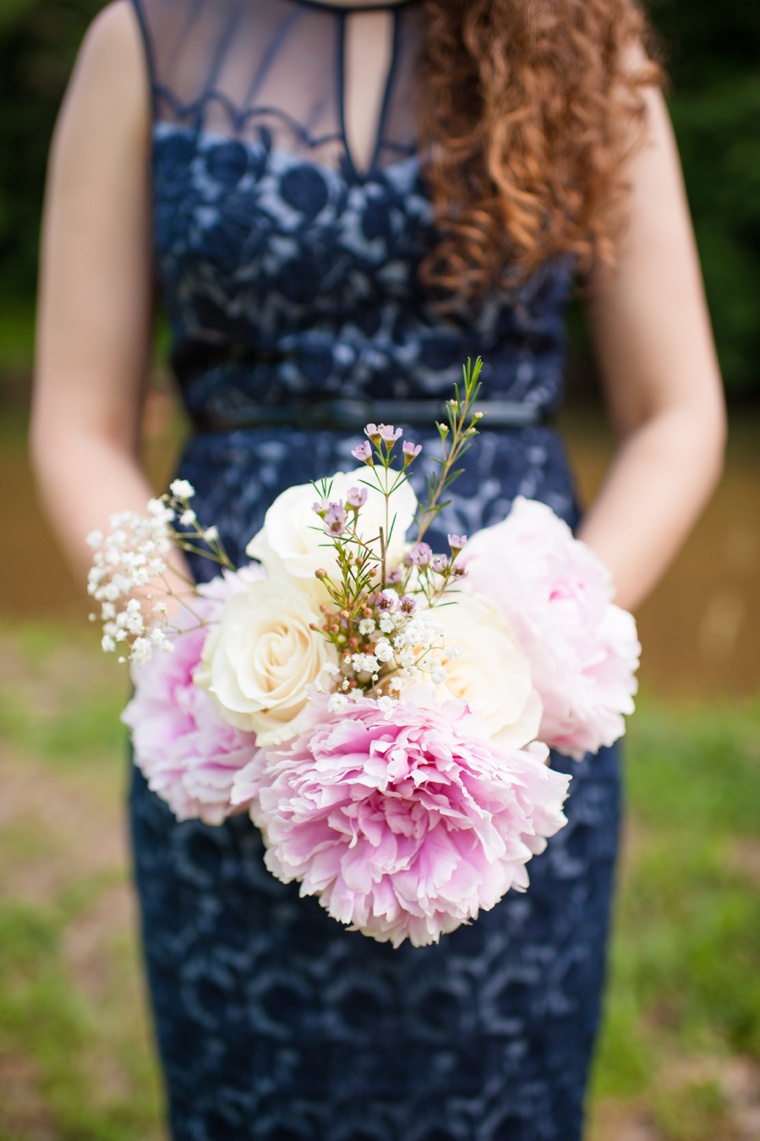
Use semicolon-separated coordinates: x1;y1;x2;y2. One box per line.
324;591;450;702
86;483;191;663
327;690;396;715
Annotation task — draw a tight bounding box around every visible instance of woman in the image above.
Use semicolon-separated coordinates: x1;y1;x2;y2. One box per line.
31;0;725;1138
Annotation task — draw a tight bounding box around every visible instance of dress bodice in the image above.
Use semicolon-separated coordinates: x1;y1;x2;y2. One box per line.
131;0;579;566
134;0;572;430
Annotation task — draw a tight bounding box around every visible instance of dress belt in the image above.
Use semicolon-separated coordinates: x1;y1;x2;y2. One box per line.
193;398;549;433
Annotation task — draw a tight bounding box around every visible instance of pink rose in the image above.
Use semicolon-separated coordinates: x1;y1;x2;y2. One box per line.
122;566;264;823
236;691;570;947
461;498;640;760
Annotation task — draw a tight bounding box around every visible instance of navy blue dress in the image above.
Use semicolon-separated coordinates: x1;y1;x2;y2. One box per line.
128;1;621;1137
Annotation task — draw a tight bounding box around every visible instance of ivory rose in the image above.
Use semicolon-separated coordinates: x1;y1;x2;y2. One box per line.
430;593;542;748
245;466;418;585
195;577;338;746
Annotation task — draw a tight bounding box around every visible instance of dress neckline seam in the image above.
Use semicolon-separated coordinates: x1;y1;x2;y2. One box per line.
288;0;416;11
152;118;421;187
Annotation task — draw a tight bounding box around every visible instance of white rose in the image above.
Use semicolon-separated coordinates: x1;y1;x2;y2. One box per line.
430;593;542;748
245;467;418;586
195;577;338;746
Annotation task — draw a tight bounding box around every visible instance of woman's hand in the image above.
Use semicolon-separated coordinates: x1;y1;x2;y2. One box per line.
30;2;168;584
579;84;726;612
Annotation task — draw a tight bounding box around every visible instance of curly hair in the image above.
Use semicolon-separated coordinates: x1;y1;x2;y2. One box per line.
417;0;663;302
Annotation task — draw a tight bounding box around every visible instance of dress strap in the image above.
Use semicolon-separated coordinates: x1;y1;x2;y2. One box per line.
129;0;158;117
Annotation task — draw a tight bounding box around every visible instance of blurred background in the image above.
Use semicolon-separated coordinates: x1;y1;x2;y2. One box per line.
0;1;758;1139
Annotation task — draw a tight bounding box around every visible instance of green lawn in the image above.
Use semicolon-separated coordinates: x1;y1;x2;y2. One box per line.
0;621;758;1140
0;302;35;373
590;698;760;1140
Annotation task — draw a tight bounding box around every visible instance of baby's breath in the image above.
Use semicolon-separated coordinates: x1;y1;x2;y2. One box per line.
87;479;230;666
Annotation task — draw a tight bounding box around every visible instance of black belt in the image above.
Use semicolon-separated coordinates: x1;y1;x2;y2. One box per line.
193;398;549;433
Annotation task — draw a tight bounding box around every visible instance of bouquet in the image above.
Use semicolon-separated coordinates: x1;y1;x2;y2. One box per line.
88;360;640;947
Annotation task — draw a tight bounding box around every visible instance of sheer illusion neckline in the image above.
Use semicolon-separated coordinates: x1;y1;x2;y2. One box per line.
136;0;423;180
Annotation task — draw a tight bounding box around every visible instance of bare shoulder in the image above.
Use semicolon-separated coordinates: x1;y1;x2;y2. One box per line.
80;0;144;66
58;0;149;147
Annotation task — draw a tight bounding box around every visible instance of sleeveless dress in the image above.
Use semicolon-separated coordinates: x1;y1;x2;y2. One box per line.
127;2;622;1137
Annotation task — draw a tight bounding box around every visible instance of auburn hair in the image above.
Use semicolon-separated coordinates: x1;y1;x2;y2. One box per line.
417;0;663;302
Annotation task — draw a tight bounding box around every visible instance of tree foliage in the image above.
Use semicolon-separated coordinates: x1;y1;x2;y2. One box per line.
653;0;760;396
0;0;758;394
0;0;101;297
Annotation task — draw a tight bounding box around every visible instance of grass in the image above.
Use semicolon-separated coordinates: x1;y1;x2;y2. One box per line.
0;623;163;1140
589;699;760;1139
0;621;758;1140
0;300;35;375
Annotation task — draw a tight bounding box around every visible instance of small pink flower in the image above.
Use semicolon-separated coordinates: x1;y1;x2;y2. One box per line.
123;567;264;823
399;595;416;614
378;424;403;444
431;555;449;574
402;441;422;467
242;692;570;947
352;441;374;465
448;534;467;554
346;486;368;510
404;542;433;568
363;424;381;441
324;501;348;536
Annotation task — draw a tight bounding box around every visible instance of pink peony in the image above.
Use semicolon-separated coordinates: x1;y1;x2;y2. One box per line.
461;497;641;760
122;565;264;823
235;691;570;948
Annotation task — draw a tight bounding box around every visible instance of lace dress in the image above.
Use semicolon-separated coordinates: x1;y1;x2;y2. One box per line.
127;1;621;1137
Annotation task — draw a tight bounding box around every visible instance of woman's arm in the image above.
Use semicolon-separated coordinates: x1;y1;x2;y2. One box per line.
31;1;158;582
579;85;726;612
